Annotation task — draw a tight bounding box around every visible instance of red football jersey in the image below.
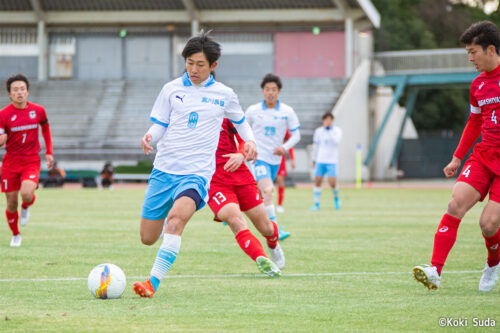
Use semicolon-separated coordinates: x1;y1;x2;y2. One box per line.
0;102;48;156
212;118;255;186
470;64;500;147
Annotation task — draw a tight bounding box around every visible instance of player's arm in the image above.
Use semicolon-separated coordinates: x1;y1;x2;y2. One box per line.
40;115;54;168
444;106;482;178
0;114;7;147
225;91;257;162
143;85;171;154
311;129;319;167
222;132;246;172
275;110;301;156
0;130;6;146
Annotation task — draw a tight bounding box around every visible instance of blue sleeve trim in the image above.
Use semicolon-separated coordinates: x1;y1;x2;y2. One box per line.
229;115;245;124
290;126;301;132
150;117;169;128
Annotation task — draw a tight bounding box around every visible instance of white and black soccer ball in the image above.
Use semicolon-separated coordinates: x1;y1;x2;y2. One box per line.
88;263;126;299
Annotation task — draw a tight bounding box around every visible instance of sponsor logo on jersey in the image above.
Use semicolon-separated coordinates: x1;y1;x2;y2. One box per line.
29;110;36;119
478;96;500;107
256;194;260;200
7;219;15;223
479;82;485;90
11;115;17;121
11;124;38;132
491;244;499;250
273;116;288;120
245;240;250;248
175;95;185;103
29;175;36;179
439;226;449;233
201;97;225;106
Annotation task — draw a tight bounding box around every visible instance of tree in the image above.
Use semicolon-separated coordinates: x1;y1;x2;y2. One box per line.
372;0;500;133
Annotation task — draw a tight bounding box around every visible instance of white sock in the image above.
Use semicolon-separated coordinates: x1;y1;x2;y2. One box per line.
265;204;277;222
150;234;181;286
313;187;322;205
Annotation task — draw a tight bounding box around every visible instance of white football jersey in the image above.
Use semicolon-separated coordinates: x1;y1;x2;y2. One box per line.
150;72;247;181
246;100;300;165
312;126;342;164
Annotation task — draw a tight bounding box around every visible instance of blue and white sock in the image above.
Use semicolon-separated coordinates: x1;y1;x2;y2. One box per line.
150;234;181;291
332;188;339;199
313;187;322;205
265;204;278;223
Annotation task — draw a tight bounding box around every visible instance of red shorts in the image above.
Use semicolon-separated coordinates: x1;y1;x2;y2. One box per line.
1;154;41;192
277;156;287;177
456;146;500;202
208;180;263;220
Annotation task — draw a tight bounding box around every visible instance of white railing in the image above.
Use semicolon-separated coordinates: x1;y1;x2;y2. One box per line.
374;48;475;75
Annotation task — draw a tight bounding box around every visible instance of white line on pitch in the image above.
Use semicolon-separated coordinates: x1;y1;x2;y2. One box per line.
0;270;483;282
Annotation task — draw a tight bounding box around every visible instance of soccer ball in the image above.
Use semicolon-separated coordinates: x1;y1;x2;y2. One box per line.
87;263;126;299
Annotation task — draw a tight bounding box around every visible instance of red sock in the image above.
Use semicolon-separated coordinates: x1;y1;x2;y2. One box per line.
6;210;19;236
431;213;461;275
263;221;279;249
235;229;267;261
278;187;285;206
483;229;500;268
22;194;35;209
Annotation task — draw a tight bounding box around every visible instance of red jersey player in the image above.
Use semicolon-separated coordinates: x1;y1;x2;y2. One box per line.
413;21;500;292
0;74;53;247
207;118;284;277
276;129;295;214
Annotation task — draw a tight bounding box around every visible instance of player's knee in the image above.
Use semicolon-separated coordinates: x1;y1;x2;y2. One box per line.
20;191;33;204
479;215;500;236
164;215;186;235
447;198;466;218
226;215;246;230
262;186;273;197
140;233;157;246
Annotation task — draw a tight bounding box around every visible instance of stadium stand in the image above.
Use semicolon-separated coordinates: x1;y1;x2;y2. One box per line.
0;78;346;160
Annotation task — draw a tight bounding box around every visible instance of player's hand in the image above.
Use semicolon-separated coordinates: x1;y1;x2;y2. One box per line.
142;134;153;155
46;154;54;169
291;160;296;170
273;146;286;156
443;156;461;178
244;140;257;163
0;134;7;146
223;153;245;172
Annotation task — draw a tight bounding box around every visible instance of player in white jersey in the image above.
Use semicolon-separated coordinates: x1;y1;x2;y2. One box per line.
311;112;342;211
246;74;301;240
133;31;257;298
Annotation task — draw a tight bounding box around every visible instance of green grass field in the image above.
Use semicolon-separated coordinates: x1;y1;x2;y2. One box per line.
0;187;498;332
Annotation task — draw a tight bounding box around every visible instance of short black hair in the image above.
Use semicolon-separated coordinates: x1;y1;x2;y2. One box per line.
6;74;29;92
260;73;282;90
322;112;334;120
181;29;221;66
460;21;500;55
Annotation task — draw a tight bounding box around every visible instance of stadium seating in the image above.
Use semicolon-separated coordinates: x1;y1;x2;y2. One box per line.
0;78;346;160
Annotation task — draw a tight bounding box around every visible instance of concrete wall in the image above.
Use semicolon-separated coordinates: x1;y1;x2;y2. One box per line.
330;59;370;181
371;87;418;180
274;31;345;78
0;56;38;79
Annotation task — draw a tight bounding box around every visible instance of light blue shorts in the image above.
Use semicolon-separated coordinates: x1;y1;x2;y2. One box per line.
141;168;208;220
254;160;280;182
314;163;337;178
